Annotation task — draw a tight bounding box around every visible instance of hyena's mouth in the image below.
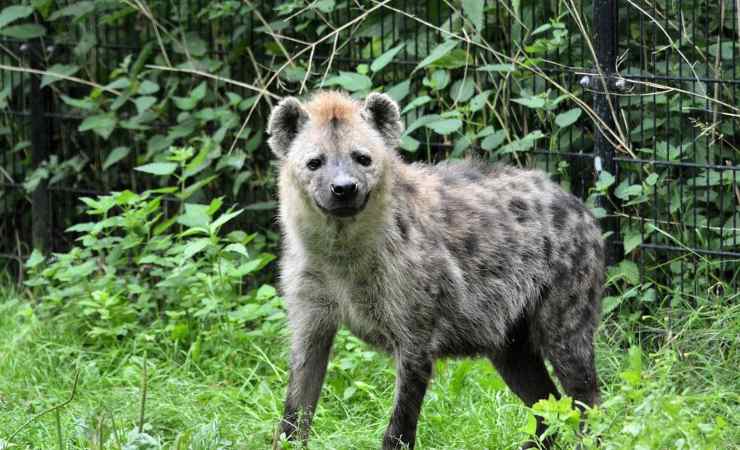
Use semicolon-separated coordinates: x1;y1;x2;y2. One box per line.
316;191;371;218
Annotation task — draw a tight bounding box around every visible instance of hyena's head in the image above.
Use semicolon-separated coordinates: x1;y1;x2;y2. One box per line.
267;91;403;219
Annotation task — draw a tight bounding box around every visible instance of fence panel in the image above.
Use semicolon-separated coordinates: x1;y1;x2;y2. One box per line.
1;0;737;300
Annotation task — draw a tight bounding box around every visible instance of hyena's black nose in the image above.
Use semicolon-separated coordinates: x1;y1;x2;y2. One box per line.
330;181;358;200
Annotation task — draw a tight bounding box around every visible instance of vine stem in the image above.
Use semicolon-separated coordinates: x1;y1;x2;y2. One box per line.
6;370;80;444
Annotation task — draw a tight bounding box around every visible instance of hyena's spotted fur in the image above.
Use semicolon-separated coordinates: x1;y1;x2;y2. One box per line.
268;91;605;449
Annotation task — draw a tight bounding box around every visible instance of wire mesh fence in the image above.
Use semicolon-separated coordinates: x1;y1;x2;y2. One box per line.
1;0;738;301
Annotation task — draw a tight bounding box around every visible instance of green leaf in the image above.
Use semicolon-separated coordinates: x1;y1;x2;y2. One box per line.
105;78;130;91
0;23;46;39
134;96;157;115
477;63;516;73
173;82;206;110
134;162;177;176
708;42;734;60
173;96;196;111
59;95;94;110
173;33;207;57
370;44;405;73
623;229;643;255
555;108;582;128
41;64;79;87
385;80;410;102
462;0;484;31
496;130;545;155
138;80;160;95
244;201;278;211
451;134;472;157
449;78;475;102
400;135;419;152
415;39;458;71
183;144;212;179
512;96;546;109
322;71;372;91
25;248;44;269
256;284;277;301
0;5;33;28
469;90;490;112
425;69;450;91
608;260;640;285
182;238;211;260
78;113;116;140
223;243;249;258
210;209;244;234
601;295;622;315
425;118;462;135
314;0;335;13
191;81;207;101
520;413;538;436
103;146;130;170
400;96;431;115
178;203;211;229
404;114;441;134
481;129;506;151
594;171;615;191
614;179;642;200
48;1;94;20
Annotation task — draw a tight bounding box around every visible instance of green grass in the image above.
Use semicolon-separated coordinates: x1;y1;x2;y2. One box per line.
1;285;738;449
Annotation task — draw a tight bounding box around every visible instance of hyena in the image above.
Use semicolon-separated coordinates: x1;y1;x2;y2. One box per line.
267;90;605;449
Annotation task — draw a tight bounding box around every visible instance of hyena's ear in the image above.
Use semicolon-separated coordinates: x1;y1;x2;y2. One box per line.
267;97;309;159
362;92;404;148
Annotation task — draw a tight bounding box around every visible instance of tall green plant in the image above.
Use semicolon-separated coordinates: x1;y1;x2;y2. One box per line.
24;146;282;344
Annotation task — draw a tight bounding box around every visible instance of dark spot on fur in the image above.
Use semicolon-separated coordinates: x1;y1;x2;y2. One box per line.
543;237;553;263
540;283;551;302
461;169;482;182
591;240;604;261
399;181;417;195
509;197;530;223
553;262;569;285
442;173;462;185
567;194;585;212
479;259;506;280
533;176;545;189
395;210;409;241
575;223;587;236
551;203;568;229
480;211;492;231
571;239;587;269
534;200;543;215
464;233;479;257
587;286;597;304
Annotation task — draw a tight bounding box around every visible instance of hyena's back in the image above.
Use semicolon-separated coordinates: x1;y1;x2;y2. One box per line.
390;160;604;371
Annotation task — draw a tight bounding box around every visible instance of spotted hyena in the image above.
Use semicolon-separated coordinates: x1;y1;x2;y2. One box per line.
267;91;604;449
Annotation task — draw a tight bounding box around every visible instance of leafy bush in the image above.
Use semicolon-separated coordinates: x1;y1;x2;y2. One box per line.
527;345;729;450
24;147;282;345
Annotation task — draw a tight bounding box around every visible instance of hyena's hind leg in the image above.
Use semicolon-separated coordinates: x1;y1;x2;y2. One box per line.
538;287;601;411
488;315;560;449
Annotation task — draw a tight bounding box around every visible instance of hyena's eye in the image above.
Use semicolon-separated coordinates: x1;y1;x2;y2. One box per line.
306;158;323;171
353;152;372;167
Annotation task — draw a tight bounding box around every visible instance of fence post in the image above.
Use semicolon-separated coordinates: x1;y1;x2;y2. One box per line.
592;0;620;266
28;39;52;254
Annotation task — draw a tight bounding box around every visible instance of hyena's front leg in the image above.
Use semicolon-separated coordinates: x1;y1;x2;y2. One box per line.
382;351;433;450
279;306;337;443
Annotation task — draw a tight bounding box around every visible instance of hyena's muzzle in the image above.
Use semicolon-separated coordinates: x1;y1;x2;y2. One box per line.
313;158;370;218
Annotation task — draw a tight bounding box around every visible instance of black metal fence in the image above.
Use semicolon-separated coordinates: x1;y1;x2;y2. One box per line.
1;1;738;301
